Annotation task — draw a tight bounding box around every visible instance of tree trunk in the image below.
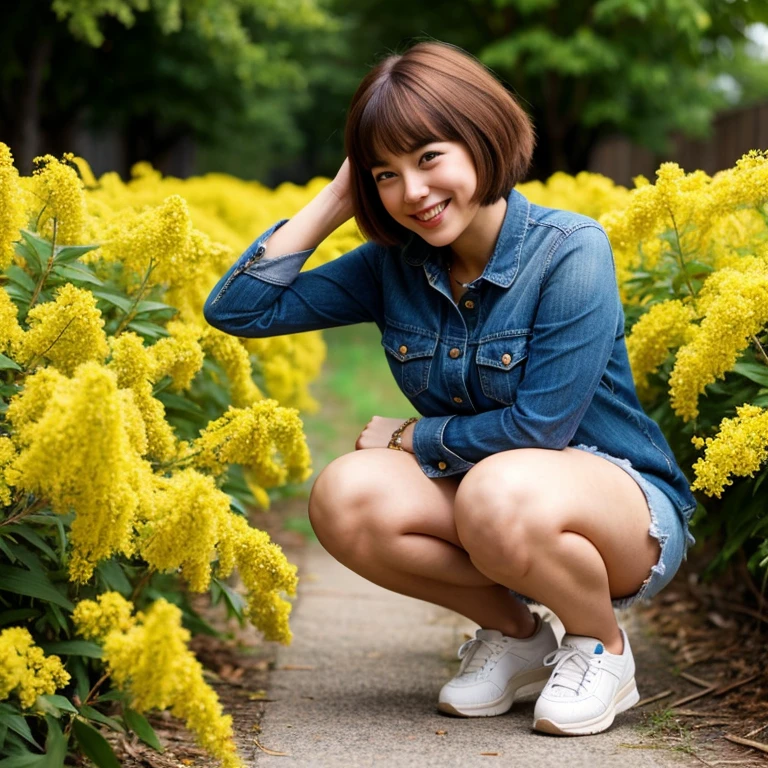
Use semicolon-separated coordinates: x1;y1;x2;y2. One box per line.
17;37;52;174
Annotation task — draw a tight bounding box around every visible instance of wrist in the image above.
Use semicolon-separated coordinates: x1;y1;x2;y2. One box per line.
401;420;418;453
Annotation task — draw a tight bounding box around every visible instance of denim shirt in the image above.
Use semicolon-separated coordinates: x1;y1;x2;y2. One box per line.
204;188;698;525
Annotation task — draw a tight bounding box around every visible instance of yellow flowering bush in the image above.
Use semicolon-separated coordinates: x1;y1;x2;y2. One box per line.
0;145;335;766
606;150;768;578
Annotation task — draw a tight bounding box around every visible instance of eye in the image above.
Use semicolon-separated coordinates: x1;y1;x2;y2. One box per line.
374;171;394;183
421;151;441;163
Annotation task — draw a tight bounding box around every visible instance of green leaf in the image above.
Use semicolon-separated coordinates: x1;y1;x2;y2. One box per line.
156;391;205;418
72;718;121;768
126;320;169;339
53;243;99;265
124;708;164;751
40;640;103;659
94;690;127;704
211;576;246;620
38;695;77;714
95;559;132;594
91;290;134;313
50;263;103;286
13;241;42;276
19;230;53;263
42;715;67;768
0;353;22;371
78;705;125;734
0;565;74;611
0;609;41;628
134;300;177;316
0;712;42;750
2;284;32;303
5;266;36;293
2;526;58;562
0;753;47;767
732;361;768;387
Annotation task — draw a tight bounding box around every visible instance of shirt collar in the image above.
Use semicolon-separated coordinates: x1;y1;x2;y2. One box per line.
400;187;531;289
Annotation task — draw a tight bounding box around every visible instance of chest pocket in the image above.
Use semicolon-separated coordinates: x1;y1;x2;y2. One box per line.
381;325;438;398
476;335;529;406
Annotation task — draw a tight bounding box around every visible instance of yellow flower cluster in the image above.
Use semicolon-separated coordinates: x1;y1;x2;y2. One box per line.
31;153;87;245
148;319;205;391
0;627;70;709
6;362;149;582
669;259;768;421
0;286;24;359
192;399;312;487
691;405;768;497
626;299;697;397
201;327;265;406
74;595;244;768
73;591;136;642
520;170;631;221
0;144;28;271
220;514;298;643
0;437;16;506
20;283;109;374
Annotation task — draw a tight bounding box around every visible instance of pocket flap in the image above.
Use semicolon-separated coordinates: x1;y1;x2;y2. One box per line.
476;336;529;370
382;325;438;362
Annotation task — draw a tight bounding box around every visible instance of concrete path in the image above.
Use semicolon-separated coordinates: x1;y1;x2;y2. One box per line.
254;542;694;767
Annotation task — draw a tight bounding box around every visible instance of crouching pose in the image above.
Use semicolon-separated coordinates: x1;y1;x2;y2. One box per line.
204;40;696;736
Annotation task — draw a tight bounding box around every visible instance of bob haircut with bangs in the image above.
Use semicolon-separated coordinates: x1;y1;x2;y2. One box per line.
345;40;536;247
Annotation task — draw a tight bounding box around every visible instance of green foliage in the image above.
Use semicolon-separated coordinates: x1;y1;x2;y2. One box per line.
0;212;265;764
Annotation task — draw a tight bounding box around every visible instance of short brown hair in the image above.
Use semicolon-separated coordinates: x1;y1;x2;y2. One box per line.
344;40;536;247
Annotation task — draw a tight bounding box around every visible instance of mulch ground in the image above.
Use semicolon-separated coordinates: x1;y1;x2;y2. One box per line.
84;510;767;768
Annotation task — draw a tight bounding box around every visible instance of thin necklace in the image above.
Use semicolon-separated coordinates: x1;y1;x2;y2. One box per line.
446;255;473;288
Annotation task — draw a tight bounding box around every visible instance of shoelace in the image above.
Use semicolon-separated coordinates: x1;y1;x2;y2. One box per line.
457;636;505;675
542;646;600;695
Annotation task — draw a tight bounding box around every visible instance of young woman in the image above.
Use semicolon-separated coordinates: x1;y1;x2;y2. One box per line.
204;40;696;736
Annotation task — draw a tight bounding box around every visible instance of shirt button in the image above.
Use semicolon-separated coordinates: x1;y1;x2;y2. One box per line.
399;345;408;354
438;461;447;470
464;300;475;309
449;348;461;359
453;396;463;403
501;353;512;365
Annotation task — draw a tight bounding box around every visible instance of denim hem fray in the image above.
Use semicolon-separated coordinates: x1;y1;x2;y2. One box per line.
573;443;667;610
506;443;672;611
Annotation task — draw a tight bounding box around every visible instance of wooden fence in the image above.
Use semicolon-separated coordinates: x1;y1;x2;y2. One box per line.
588;101;768;187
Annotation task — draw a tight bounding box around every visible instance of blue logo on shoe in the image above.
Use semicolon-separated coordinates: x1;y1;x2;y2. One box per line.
594;643;604;654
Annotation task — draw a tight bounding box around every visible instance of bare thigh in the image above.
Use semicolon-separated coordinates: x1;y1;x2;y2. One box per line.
309;448;463;546
455;447;660;598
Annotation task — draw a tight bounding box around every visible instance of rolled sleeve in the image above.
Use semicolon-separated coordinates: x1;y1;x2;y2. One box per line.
412;415;474;477
203;219;384;338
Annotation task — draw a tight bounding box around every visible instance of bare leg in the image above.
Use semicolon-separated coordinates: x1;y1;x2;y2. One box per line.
454;448;662;655
308;449;536;638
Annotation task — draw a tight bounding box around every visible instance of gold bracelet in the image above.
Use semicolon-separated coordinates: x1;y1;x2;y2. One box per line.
387;417;418;451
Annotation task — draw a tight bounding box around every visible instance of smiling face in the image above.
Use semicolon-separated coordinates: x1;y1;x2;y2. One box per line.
371;141;480;249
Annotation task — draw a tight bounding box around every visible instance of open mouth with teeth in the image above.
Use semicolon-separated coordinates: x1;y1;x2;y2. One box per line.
411;199;451;221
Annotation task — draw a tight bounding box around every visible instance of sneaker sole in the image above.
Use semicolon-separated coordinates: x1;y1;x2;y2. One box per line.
532;677;640;735
437;666;552;717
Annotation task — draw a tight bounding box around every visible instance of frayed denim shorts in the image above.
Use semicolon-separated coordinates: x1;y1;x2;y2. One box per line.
507;443;695;611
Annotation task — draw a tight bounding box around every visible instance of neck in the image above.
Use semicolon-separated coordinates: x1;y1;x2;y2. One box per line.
447;196;508;276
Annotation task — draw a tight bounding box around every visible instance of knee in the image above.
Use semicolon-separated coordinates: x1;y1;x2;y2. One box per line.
453;458;553;574
308;451;389;551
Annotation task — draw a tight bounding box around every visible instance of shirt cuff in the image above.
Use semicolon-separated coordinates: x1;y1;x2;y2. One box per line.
412;415;474;478
241;219;316;286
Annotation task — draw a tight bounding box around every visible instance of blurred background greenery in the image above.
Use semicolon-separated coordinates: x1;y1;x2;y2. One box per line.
4;0;768;186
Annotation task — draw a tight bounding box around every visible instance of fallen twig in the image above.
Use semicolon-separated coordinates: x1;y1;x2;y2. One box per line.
634;689;673;708
680;671;716;688
254;739;291;757
723;734;768;755
670;686;719;708
712;675;759;698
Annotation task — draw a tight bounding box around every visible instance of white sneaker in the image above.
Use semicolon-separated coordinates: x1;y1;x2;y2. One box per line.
438;613;558;717
532;628;640;735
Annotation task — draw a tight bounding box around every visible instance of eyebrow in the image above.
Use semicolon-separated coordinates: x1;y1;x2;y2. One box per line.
370;137;442;169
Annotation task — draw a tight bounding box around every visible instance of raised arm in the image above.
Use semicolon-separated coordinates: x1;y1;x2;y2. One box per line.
204;160;387;337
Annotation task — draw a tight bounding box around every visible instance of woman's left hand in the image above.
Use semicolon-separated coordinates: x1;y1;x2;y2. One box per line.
355;416;416;452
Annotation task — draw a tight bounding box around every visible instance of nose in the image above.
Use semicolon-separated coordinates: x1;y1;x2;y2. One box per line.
402;171;428;205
